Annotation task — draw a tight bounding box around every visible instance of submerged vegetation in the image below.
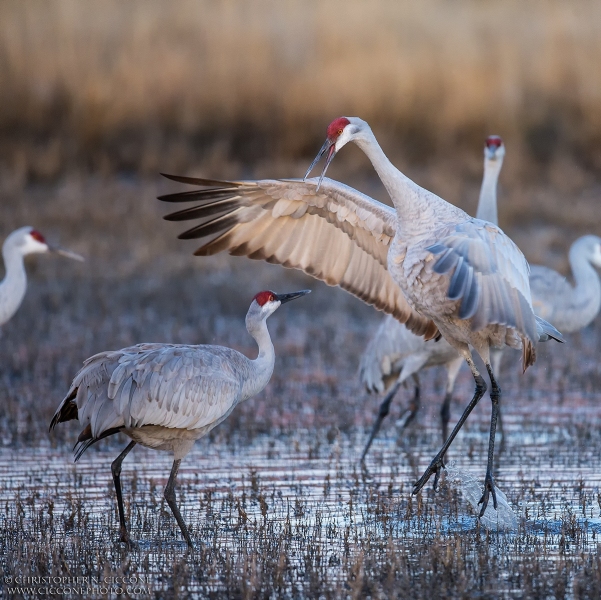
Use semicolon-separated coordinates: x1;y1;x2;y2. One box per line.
2;424;601;597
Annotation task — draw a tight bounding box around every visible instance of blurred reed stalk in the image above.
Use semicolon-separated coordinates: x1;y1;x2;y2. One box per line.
1;0;601;181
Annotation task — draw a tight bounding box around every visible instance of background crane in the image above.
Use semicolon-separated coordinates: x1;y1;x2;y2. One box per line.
0;226;83;328
50;289;310;549
530;235;601;333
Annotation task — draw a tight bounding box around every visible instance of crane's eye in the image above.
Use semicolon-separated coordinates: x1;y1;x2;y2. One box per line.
338;129;343;135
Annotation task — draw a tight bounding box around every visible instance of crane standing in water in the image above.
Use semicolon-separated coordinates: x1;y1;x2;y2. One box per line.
359;136;506;460
530;235;601;333
50;289;310;549
0;226;83;327
158;117;562;514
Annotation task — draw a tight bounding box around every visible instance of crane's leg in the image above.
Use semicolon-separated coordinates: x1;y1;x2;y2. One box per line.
164;459;194;549
478;363;501;515
490;349;505;450
361;355;429;463
413;355;487;495
360;380;402;462
396;374;421;431
111;441;137;548
440;356;463;444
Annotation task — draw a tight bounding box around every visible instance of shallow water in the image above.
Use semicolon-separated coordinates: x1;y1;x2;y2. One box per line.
2;409;601;597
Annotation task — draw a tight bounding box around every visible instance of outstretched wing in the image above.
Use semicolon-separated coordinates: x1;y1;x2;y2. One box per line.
159;175;439;340
428;219;537;346
359;315;426;393
51;344;244;441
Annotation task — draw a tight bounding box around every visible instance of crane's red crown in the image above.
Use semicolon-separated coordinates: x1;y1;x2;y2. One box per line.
485;135;503;149
253;290;277;306
327;117;350;140
29;230;46;244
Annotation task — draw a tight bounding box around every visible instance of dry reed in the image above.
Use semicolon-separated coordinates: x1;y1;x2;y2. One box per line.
1;0;601;181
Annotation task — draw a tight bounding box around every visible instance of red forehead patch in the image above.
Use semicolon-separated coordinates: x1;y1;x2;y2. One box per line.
486;135;503;148
253;290;276;306
327;117;351;140
30;230;46;244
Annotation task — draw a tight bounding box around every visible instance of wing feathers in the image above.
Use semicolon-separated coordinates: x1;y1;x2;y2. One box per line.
160;173;239;188
178;212;242;240
160;175;439;339
427;220;538;353
51;344;247;456
164;198;241;221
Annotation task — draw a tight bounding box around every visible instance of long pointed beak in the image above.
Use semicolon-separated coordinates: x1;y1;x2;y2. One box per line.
304;139;336;191
275;289;311;304
49;244;85;262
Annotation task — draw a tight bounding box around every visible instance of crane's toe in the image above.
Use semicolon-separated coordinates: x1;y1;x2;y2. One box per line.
413;456;445;495
119;529;139;551
478;471;498;517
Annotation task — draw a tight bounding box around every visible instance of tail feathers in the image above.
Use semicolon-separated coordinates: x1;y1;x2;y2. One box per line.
521;339;536;373
72;426;123;462
49;392;78;432
535;315;565;343
73;438;96;462
522;316;564;373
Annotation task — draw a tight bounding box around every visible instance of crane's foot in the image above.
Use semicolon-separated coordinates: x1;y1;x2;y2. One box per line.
478;470;498;517
183;532;195;551
413;456;445;495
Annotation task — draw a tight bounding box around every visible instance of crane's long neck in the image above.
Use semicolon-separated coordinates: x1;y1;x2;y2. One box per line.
354;130;463;235
242;318;275;401
567;241;601;329
475;159;502;225
0;240;27;326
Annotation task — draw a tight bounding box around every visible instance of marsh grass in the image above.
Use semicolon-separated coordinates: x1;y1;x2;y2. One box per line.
3;425;601;598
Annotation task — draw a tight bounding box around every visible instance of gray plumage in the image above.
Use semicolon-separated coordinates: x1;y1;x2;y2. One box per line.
63;343;263;459
360;318;462;396
530;235;601;333
320;119;561;510
359;137;505;457
0;226;83;326
358;318;463;459
50;289;309;549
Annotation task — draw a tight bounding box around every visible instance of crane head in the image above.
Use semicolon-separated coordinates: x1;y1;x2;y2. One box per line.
304;116;370;191
12;227;51;256
577;235;601;269
17;227;84;261
247;289;311;327
485;135;505;161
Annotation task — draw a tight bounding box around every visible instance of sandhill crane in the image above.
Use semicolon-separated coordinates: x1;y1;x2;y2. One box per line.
359;136;506;460
157;116;562;515
0;226;83;327
50;289;310;549
530;235;601;333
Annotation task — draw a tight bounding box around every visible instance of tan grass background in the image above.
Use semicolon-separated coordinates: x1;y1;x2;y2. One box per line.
1;0;601;181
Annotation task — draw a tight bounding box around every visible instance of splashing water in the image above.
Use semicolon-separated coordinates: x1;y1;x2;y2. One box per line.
445;461;518;531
